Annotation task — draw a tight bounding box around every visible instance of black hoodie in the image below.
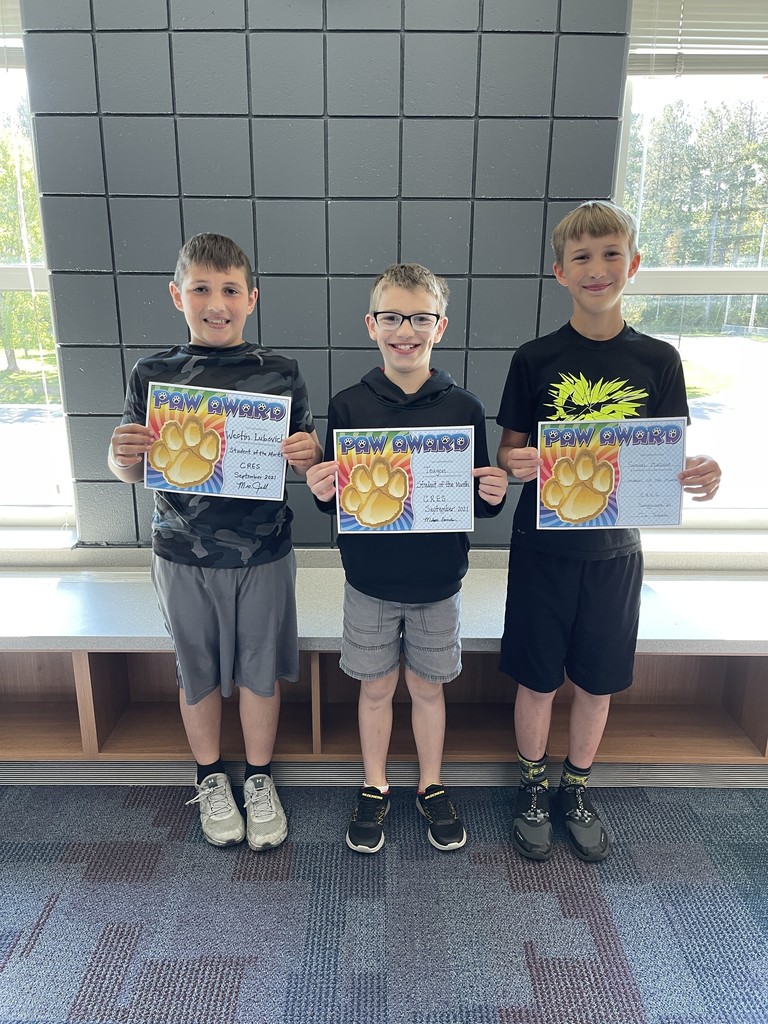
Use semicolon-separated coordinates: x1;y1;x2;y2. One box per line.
316;367;505;603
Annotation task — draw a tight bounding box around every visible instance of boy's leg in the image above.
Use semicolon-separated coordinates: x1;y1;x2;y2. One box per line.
404;667;445;791
240;681;288;850
239;684;281;766
358;669;400;789
511;685;557;862
179;687;222;765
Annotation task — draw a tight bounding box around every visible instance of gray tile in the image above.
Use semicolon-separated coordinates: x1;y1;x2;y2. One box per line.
172;33;248;114
59;346;126;414
182;199;255;270
401;120;474;198
32;116;104;194
475;119;550;199
548;120;619;199
110;198;182;273
469;278;539;348
473;495;514;546
22;0;91;30
441;277;468;349
555;35;628;118
538;276;574;336
327;34;400;116
249;33;324;115
431;348;466;388
247;0;322;28
75;481;138;544
560;0;631;34
50;274;119;346
405;0;478;30
24;34;97;114
40;196;112;271
116;276;183;346
328;201;398;275
122;346;177;371
326;0;400;29
404;35;478;116
292;348;329;410
471;201;543;275
329;277;376;347
258;277;328;348
286;481;333;546
92;0;167;29
67;415;117;480
482;0;558;31
178;118;252;197
544;201;582;268
96;33;173;114
135;482;155;544
255;201;326;274
328;120;399;198
479;34;555;116
400;200;472;275
103;117;178;196
252;119;325;197
170;0;244;29
466;350;514;420
331;349;383;395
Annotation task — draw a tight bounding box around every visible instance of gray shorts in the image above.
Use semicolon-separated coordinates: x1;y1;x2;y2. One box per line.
340;583;462;685
151;551;299;704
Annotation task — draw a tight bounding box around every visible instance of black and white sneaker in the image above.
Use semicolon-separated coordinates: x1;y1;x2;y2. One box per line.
346;786;390;854
511;783;553;861
558;784;610;862
416;785;467;851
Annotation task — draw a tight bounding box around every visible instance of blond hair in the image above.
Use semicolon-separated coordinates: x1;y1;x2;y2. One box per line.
369;264;449;317
174;233;254;291
551;201;638;266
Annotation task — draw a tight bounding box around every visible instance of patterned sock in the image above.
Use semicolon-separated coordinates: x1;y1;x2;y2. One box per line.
518;751;549;789
560;757;592;789
196;759;225;785
245;761;272;781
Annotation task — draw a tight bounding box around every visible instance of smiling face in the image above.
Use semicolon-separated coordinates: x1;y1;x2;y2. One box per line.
365;285;447;393
554;232;641;337
169;264;257;349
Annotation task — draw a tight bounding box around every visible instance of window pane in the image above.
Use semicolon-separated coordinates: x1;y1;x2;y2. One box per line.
623;293;765;512
625;76;768;270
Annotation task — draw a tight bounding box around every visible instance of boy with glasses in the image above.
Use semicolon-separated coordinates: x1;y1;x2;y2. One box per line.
307;263;508;854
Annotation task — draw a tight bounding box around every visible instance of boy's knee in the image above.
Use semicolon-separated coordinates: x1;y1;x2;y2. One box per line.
360;672;399;704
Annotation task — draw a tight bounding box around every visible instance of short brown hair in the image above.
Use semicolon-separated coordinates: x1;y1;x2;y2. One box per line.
369;263;449;317
174;233;254;291
551;201;638;266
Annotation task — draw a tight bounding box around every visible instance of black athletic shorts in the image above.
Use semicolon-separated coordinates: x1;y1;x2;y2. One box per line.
499;546;643;696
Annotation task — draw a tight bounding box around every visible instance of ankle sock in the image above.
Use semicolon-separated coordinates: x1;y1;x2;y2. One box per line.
245;762;272;781
196;759;225;785
560;757;592;789
364;783;389;794
518;751;549;789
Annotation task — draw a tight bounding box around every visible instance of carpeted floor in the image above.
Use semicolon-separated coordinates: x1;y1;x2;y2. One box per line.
0;784;767;1024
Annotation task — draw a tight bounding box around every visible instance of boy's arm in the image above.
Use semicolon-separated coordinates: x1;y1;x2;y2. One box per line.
679;454;721;502
108;422;155;484
497;428;540;483
281;429;323;478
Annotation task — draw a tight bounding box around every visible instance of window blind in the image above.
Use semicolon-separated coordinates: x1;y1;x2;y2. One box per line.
0;0;23;69
629;0;768;74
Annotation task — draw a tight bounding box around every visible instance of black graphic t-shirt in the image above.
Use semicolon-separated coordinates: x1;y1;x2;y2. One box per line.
496;321;689;559
122;342;315;568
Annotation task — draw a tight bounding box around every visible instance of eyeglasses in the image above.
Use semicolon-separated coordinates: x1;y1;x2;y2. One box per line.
372;311;441;331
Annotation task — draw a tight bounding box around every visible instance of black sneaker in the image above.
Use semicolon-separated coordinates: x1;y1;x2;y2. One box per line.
416;785;467;851
512;784;553;861
558;784;610;862
346;786;390;854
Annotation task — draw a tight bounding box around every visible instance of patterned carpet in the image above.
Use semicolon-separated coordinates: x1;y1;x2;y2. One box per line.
0;784;767;1024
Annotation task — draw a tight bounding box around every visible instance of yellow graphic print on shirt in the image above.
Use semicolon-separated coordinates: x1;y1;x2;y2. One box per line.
545;373;649;422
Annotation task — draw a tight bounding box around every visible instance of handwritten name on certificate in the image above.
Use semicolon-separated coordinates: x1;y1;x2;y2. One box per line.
334;426;475;534
536;417;687;529
144;382;291;501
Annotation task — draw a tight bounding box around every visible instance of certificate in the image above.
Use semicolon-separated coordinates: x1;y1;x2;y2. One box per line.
537;417;687;529
144;381;290;500
334;426;475;534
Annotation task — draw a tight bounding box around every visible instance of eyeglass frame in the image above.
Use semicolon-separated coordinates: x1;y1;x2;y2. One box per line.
371;311;443;331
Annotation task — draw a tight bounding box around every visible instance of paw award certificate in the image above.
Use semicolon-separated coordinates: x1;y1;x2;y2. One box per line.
145;382;290;500
334;426;475;533
536;417;687;529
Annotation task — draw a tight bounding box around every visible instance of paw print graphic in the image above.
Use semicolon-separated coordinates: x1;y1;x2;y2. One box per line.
148;415;221;488
340;456;409;528
541;450;614;524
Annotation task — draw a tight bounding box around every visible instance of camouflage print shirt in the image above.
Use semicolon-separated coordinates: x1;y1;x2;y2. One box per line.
122;342;316;568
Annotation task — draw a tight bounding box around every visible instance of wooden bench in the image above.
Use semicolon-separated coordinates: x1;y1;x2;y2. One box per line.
0;566;766;779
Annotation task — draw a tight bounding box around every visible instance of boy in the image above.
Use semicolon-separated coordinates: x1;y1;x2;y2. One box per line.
108;233;322;851
496;201;721;863
307;264;508;854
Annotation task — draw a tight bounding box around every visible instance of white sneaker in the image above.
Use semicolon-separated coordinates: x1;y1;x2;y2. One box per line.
186;772;245;847
243;774;288;850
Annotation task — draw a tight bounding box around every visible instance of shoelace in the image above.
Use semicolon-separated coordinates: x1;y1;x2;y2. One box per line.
354;791;387;824
522;784;549;823
563;785;595;824
244;782;275;821
186;779;234;820
421;790;457;824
